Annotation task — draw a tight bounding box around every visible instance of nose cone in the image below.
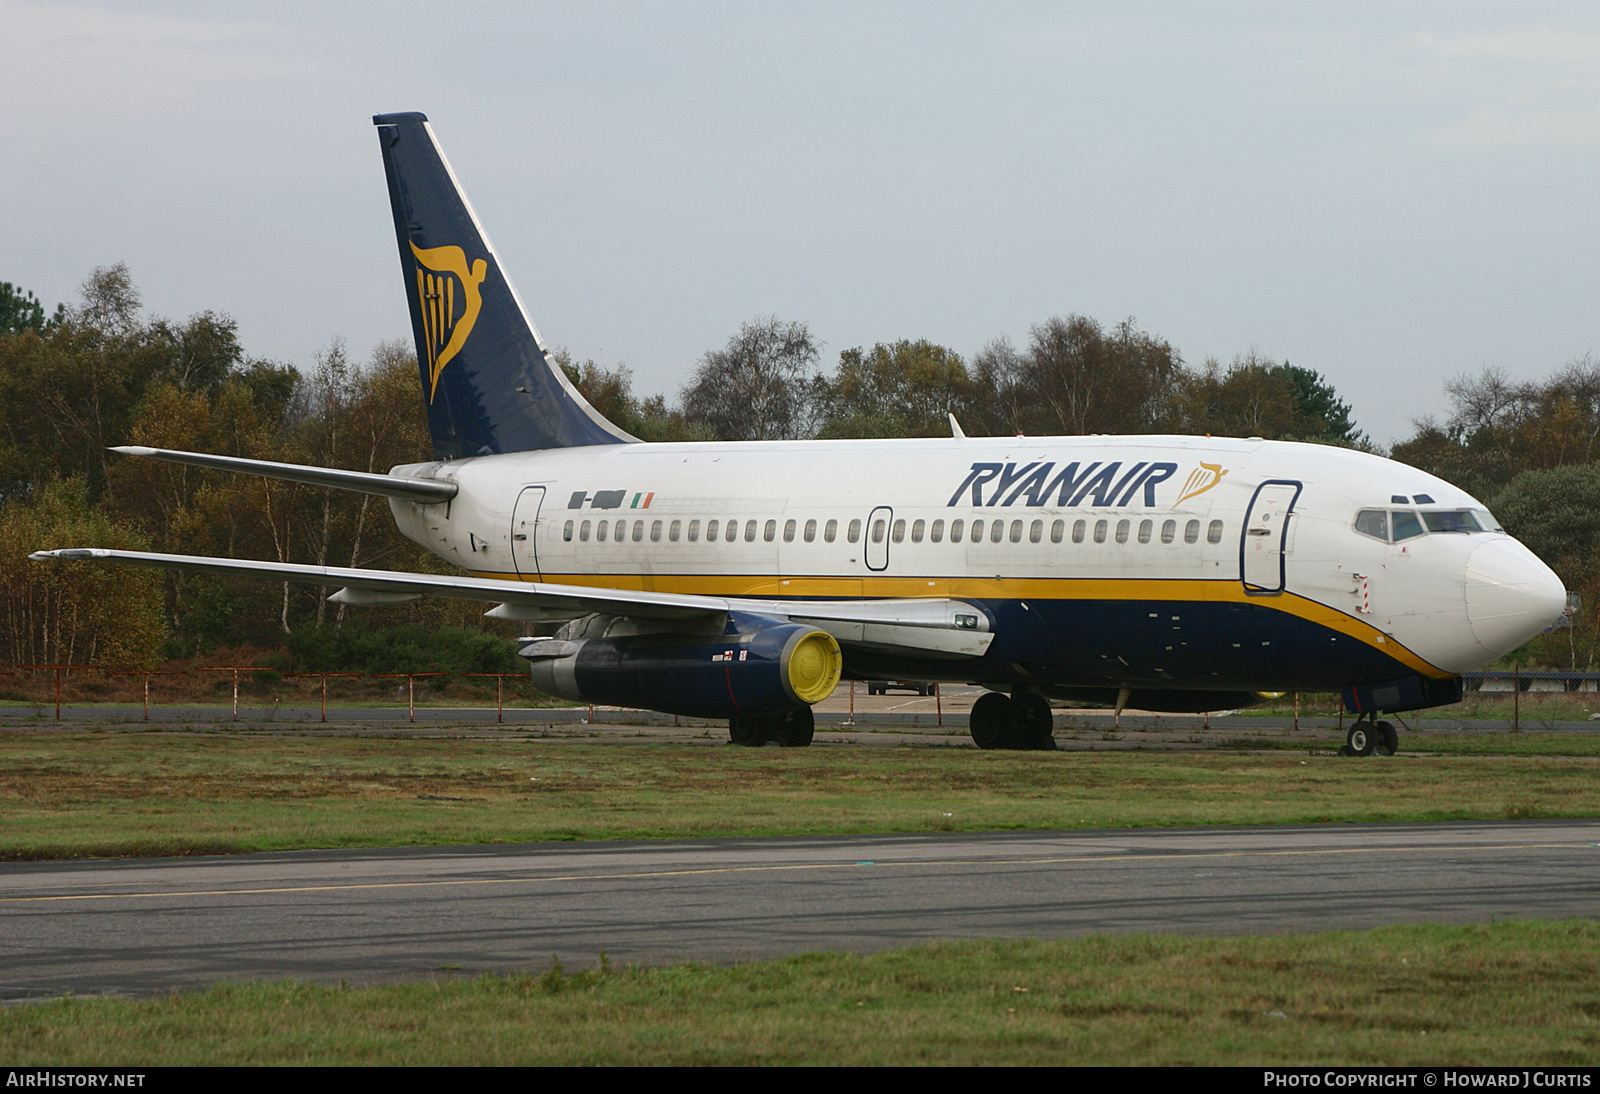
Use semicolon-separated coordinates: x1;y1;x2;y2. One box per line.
1464;539;1568;659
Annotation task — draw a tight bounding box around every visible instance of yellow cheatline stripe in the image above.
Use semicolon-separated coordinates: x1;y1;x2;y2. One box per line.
469;570;1451;680
3;843;1588;904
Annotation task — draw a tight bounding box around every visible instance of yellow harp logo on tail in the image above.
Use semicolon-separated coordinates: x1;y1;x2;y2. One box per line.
1174;462;1228;506
410;242;488;402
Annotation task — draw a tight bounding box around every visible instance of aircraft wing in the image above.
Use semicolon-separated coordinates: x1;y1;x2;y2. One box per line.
28;549;994;657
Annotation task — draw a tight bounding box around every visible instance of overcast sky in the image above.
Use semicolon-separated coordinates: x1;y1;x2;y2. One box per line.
2;1;1596;446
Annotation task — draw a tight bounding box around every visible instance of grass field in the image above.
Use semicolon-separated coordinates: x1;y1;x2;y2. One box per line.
4;727;1598;1066
4;923;1598;1065
1;729;1598;859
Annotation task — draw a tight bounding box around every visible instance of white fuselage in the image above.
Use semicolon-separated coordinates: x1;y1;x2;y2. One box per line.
387;434;1565;692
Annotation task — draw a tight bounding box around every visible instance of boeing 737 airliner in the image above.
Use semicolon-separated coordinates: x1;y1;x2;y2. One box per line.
32;112;1569;754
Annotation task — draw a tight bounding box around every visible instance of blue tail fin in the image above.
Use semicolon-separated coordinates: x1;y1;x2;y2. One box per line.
373;112;636;458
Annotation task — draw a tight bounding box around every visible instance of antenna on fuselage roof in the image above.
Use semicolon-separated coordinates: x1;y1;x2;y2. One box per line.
948;413;966;439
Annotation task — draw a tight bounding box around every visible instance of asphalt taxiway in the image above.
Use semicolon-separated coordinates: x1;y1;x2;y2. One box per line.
3;820;1597;999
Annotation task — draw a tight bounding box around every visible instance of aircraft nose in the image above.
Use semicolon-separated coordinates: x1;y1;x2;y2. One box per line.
1464;539;1568;658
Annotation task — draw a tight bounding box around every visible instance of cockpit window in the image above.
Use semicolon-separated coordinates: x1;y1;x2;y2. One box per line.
1356;506;1502;543
1355;510;1388;541
1391;511;1425;541
1421;509;1483;534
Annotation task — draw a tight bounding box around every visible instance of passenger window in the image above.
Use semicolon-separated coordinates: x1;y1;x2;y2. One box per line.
971;519;985;542
563;520;574;542
847;519;861;543
633;521;645;542
911;519;924;543
950;519;964;543
763;519;777;542
891;519;905;543
597;521;608;543
650;520;663;542
1008;520;1022;543
725;520;738;542
580;520;591;542
1115;519;1129;544
1184;520;1200;544
705;519;718;542
782;519;796;543
1094;519;1108;544
1138;519;1152;544
930;519;944;543
1030;519;1043;544
1207;520;1223;544
872;519;886;544
1072;519;1086;544
1160;519;1175;544
803;519;816;543
1354;510;1388;542
1050;519;1064;544
824;519;838;543
1392;510;1424;541
615;519;627;542
688;519;700;542
745;520;758;542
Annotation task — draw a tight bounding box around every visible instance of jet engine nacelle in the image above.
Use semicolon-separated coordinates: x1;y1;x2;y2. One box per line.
520;619;842;719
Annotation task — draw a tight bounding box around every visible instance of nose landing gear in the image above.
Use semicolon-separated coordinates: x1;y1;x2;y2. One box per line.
1342;715;1399;757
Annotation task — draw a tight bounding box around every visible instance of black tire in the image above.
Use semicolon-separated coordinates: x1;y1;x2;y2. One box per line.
1017;692;1057;751
728;715;764;746
778;706;815;748
1345;723;1375;757
867;682;884;696
1373;720;1398;757
970;692;1013;750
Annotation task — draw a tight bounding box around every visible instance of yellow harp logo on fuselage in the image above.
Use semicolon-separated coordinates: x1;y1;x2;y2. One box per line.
411;241;488;402
1174;462;1228;506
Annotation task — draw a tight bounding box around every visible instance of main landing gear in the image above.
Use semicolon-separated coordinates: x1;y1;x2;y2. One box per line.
729;706;815;748
969;691;1058;751
1342;715;1399;757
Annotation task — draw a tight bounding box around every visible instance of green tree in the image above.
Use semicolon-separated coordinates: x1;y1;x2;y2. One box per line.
1491;465;1600;670
816;340;975;439
979;316;1183;437
553;350;711;442
0;282;62;335
0;478;167;666
1179;352;1366;446
1273;362;1365;446
1392;360;1600;499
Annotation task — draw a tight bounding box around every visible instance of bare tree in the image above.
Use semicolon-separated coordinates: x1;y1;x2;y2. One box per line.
682;317;821;440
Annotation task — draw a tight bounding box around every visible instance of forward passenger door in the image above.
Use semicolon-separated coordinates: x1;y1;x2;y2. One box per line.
1240;481;1302;594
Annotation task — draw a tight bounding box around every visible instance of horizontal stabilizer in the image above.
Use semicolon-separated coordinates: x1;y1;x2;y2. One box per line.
110;446;457;502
